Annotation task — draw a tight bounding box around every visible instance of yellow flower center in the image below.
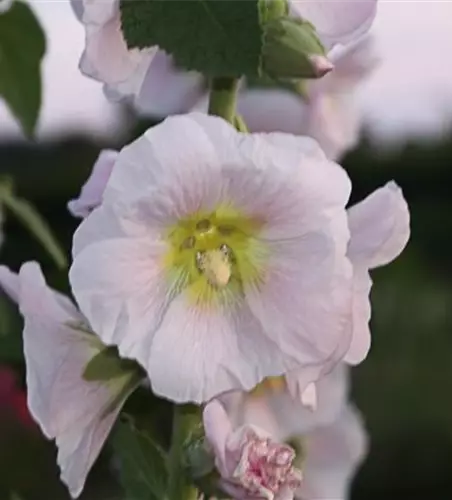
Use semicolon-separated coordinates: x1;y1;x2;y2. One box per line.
164;205;267;306
250;376;287;397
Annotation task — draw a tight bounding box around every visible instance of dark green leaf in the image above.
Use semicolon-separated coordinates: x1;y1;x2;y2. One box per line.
0;182;67;269
0;294;23;363
120;0;262;77
112;417;168;500
0;1;46;137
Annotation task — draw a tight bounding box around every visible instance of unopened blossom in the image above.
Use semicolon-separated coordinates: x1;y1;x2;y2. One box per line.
68;149;118;218
69;112;357;404
237;37;380;160
226;366;368;500
204;399;303;500
70;0;377;116
0;262;140;498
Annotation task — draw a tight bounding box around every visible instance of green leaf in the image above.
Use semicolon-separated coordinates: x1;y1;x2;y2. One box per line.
0;1;46;137
83;345;142;382
0;181;67;269
112;416;168;500
120;0;262;77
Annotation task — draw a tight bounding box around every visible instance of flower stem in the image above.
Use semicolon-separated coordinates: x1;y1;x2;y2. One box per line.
167;404;200;500
208;77;239;124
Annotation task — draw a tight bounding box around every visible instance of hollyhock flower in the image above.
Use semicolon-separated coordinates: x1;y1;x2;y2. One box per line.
225;366;367;500
69;112;356;404
237;37;380;160
0;262;141;498
70;0;377;116
203;399;303;500
68;149;118;218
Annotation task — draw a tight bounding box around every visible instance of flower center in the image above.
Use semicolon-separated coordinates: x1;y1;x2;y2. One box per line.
164;206;266;306
250;376;287;398
196;245;232;288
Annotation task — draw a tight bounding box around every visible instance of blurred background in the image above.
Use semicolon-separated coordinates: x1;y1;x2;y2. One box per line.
1;1;452;499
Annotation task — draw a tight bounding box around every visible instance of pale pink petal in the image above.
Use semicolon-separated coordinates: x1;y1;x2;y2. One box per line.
304;92;360;160
79;13;156;99
237;89;307;135
347;182;410;269
290;0;378;47
344;270;372;364
203;400;234;476
146;294;299;404
300;383;317;411
244;231;353;391
136;51;204;117
298;405;368;500
267;365;349;438
102;113;236;211
225;131;351;241
68;149;118;218
69;0;84;22
5;262;131;498
70;236;171;363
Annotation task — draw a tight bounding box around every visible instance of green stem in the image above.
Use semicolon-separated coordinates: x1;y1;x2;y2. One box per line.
208;77;239;124
167;405;200;500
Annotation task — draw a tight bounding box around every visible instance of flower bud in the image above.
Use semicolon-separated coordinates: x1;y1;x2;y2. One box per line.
262;17;333;79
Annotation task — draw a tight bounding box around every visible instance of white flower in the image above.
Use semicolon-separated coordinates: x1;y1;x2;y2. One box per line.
223;366;368;500
237;37;380;160
69;112;357;404
0;262;140;498
68;149;118;218
70;0;377;116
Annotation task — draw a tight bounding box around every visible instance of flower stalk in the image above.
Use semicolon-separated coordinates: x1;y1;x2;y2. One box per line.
208;77;239;124
167;405;201;500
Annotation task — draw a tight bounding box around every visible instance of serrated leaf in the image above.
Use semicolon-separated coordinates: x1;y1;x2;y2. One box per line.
0;183;67;269
0;1;45;137
113;417;168;500
120;0;262;77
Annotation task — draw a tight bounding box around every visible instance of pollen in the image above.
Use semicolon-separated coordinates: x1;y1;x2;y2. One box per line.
196;247;232;288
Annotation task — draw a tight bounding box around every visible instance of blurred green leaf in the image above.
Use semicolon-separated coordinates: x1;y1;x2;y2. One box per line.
0;181;67;269
0;1;46;138
0;294;22;363
112;416;168;500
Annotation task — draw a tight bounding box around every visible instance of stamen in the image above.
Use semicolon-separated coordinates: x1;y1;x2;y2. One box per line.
196;247;232;287
180;236;196;249
196;219;211;232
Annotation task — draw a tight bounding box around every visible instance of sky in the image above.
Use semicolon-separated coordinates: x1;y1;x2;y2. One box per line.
0;1;452;146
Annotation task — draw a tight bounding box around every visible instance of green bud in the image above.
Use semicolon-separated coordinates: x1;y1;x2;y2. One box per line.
262;17;333;79
259;0;289;24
